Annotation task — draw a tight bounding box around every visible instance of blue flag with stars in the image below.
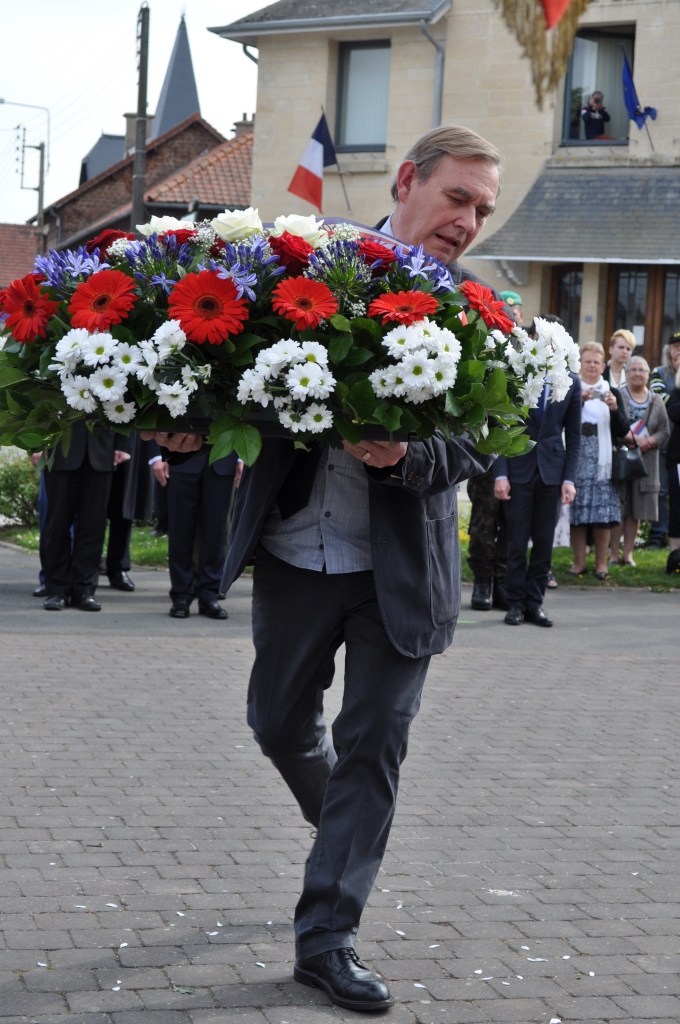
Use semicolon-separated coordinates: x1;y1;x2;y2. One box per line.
622;47;657;130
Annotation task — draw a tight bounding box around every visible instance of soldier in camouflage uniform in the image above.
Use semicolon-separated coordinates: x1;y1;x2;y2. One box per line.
467;466;508;610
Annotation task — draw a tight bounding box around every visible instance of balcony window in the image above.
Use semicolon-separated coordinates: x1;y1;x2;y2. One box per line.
562;25;635;145
336;41;390;151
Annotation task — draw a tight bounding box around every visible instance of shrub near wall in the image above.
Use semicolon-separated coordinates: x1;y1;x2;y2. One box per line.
0;453;40;526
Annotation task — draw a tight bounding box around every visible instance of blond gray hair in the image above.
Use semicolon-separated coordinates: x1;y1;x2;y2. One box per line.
390;125;503;202
580;341;606;358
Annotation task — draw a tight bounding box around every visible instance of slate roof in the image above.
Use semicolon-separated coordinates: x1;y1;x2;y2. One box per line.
150;17;200;141
80;134;125;184
0;224;37;287
210;0;451;42
469;164;680;264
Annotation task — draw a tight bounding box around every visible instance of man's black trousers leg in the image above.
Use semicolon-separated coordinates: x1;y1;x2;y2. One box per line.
504;471;561;609
247;548;430;960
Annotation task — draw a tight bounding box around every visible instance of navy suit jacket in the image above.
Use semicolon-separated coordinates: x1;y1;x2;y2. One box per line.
495;374;582;486
49;420;130;473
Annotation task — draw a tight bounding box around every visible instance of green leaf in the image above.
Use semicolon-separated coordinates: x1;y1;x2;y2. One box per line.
231;422;262;465
208;432;236;463
350;317;381;339
330;313;352;333
0;366;27;389
334;415;362;445
233;352;255;367
465;403;486;425
373;404;403;433
483;367;508;408
234;333;265;353
345;379;377;421
5;390;33;415
444;391;464;417
207;413;241;438
328;334;354;365
456;360;486;384
343;346;373;367
398;408;421;434
13;427;50;450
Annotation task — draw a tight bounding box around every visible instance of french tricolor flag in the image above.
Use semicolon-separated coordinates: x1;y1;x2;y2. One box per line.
288;114;338;213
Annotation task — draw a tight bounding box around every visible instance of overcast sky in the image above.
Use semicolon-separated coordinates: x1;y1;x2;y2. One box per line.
0;0;264;226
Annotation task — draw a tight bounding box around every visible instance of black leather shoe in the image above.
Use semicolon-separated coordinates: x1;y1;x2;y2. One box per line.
492;579;509;610
169;599;191;618
72;594;101;612
198;599;228;620
33;583;47;598
44;594;67;611
294;947;394;1012
471;581;492;610
504;604;524;625
525;606;553;627
108;571;135;592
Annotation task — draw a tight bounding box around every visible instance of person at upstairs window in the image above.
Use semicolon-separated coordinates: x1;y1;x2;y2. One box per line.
582;91;611;140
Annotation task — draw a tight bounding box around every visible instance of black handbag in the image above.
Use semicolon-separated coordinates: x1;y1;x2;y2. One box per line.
611;443;649;483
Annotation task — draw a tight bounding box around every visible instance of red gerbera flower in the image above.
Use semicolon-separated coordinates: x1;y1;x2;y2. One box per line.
367;289;438;326
359;237;397;276
272;277;338;331
167;271;249;345
69;269;137;332
459;280;515;334
2;274;58;342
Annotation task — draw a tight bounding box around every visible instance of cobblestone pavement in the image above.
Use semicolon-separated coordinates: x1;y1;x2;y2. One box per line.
1;539;679;1024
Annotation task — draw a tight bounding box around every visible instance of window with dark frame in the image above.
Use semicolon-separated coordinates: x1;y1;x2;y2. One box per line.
662;268;680;340
614;265;648;347
336;41;391;152
552;265;583;343
562;24;635;145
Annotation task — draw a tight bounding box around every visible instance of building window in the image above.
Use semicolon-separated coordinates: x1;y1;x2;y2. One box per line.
336;41;390;151
614;266;648;347
562;25;635;145
552;264;583;343
662;268;680;340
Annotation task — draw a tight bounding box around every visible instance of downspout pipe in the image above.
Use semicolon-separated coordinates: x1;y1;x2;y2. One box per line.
242;44;258;64
420;19;444;127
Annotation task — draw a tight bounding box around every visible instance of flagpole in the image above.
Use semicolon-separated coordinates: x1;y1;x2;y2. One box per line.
321;106;351;213
643;118;655;152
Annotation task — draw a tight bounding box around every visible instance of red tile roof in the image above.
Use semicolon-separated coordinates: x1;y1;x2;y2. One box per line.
0;224;38;287
146;130;253;207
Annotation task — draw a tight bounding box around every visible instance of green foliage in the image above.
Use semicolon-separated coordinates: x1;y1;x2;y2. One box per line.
0;453;40;525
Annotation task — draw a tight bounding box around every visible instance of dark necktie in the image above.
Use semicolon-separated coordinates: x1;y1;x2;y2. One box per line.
276;444;324;521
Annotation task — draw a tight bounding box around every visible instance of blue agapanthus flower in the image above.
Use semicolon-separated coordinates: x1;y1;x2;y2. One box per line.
394;244;453;292
34;247;109;292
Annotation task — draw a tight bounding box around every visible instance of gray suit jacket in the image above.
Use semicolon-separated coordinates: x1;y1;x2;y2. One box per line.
222;436;493;659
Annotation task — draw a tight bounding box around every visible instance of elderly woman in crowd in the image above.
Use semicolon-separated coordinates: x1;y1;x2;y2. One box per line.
604;329;636;389
665;365;680;573
569;342;629;579
614;356;670;567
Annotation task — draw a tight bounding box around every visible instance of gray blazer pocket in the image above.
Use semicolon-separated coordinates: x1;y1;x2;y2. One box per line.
426;514;460;629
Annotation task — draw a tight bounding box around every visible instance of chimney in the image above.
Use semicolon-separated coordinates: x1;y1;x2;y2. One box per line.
233;113;254;137
124;112;154;154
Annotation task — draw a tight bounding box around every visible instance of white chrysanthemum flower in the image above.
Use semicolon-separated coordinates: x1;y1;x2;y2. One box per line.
48;358;77;379
152;319;186;359
278;408;306;432
550;374;572;403
103;398;137;423
236;367;259;404
369;368;394;398
301;403;333;433
112;342;144;372
211;207;263;242
381;323;421;359
521;372;547;407
269;338;303;364
308;368;336;400
55;328;89;363
300;341;329;366
195;364;211;381
430;354;458;394
511;325;530;346
413;318;442;353
157;382;191;416
385;364;408;398
520;336;550;370
400;348;436;390
181;366;199;393
432;328;462;362
80;332;116;366
89;365;128;402
286;362;324;400
249;373;273;407
505;343;526;372
404;385;434;405
486;329;505;351
273;394;293;409
136;215;194;237
61;374;97;413
270;214;328;247
254;350;285;380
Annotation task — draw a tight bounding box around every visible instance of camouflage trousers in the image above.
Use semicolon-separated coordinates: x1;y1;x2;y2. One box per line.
466;466;507;582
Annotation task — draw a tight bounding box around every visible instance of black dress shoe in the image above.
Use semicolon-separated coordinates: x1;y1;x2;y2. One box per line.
294;947;394;1012
169;599;191;618
492;579;509;610
470;581;492;610
72;594;101;612
33;583;47;598
504;604;524;625
44;594;67;611
525;606;553;627
198;599;228;620
108;571;135;592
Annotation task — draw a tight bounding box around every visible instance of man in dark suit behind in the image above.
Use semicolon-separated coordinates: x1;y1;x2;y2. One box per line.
42;420;130;611
144;124;504;1012
495;347;582;626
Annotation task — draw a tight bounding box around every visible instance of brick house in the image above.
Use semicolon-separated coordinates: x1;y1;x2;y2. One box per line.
0;224;39;287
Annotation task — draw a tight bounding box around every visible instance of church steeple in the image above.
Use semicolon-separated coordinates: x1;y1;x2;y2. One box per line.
150;16;200;140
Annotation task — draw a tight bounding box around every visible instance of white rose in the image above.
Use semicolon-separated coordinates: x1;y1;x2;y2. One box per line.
270;214;328;247
136;215;195;237
211;207;263;242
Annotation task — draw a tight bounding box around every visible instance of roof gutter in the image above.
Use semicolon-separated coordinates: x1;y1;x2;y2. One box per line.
209;1;451;44
469;254;680;265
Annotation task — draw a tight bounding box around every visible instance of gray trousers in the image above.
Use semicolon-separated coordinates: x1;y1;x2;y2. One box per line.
247;546;430;959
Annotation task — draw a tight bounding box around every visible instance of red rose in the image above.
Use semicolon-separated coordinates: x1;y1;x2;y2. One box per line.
85;229;135;255
209;237;226;258
161;228;198;246
269;231;315;275
359;237;397;276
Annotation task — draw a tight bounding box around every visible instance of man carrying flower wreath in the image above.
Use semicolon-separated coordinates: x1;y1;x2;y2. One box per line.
145;125;504;1012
